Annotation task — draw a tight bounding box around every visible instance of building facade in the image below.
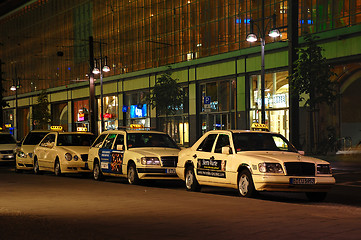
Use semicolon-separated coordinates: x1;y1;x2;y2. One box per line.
1;0;361;150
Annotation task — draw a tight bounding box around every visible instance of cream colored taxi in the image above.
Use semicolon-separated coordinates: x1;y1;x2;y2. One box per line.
33;131;95;175
176;130;335;201
15;130;50;172
88;129;180;184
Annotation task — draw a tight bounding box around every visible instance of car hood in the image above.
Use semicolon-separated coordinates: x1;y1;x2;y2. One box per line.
127;147;180;158
58;146;90;154
0;144;17;151
19;145;37;153
237;151;330;164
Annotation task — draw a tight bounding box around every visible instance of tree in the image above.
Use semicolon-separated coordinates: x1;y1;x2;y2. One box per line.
32;90;51;129
288;33;337;153
148;67;184;116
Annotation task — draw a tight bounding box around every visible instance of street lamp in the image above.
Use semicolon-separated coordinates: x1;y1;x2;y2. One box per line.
93;49;110;132
246;0;280;124
10;77;20;140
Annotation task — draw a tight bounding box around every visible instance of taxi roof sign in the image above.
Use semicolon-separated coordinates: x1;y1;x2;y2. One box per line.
77;127;88;132
50;126;63;131
251;123;269;131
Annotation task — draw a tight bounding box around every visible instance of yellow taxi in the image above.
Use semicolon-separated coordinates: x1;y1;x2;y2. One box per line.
176;129;335;201
88;129;180;184
33;130;95;176
15;130;50;172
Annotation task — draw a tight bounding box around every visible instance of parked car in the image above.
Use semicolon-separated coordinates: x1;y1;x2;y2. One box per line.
33;131;95;175
88;129;180;184
0;132;17;163
15;130;50;172
176;130;335;201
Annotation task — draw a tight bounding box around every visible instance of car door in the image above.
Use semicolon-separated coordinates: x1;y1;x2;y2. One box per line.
193;133;218;183
37;133;56;170
98;133;117;174
211;133;233;184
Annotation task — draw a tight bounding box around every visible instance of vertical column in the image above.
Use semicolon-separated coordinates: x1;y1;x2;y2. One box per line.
67;100;72;132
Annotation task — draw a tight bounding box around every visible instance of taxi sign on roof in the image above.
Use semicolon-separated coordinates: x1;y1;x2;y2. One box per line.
251;123;269;131
77;127;88;132
50;126;63;131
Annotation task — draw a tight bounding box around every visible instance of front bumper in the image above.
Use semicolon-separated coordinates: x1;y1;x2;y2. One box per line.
253;174;335;192
16;157;34;170
137;167;179;180
61;161;91;173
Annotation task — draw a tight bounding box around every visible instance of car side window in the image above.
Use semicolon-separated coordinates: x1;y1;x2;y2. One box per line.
92;134;107;148
214;134;231;153
196;134;217;152
102;134;117;149
40;134;55;147
113;134;124;150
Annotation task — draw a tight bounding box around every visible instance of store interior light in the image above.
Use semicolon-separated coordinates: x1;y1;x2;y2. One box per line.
246;33;258;42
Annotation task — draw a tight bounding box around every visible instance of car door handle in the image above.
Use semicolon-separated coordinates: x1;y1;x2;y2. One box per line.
210;156;215;160
193;154;197;159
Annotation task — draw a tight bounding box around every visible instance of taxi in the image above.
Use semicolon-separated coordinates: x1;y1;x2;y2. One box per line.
15;130;50;172
88;126;180;184
33;128;95;176
0;132;17;163
176;128;335;202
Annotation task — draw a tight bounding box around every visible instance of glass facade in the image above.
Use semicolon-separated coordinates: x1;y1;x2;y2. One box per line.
2;0;361;97
124;91;150;127
51;102;68;132
250;71;289;138
73;99;90;131
97;95;118;131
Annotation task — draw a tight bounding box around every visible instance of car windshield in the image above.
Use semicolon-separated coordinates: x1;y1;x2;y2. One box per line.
23;132;49;145
232;132;297;153
0;134;16;144
127;133;179;149
57;134;95;146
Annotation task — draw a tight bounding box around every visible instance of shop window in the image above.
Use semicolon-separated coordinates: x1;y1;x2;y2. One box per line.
98;95;118;131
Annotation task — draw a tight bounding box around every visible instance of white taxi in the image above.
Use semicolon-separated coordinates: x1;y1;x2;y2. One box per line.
33;131;95;175
88;129;180;184
176;130;335;201
15;130;50;172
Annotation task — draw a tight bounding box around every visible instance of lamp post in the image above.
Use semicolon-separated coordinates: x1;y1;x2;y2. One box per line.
92;41;110;133
10;74;20;140
246;0;280;124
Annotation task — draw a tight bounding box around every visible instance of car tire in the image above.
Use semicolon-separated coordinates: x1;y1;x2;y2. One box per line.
54;160;62;176
305;192;327;202
93;162;104;181
238;170;256;198
33;158;42;175
127;163;139;185
185;166;201;192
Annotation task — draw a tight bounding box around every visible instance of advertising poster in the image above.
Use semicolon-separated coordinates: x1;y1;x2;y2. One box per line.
196;158;226;178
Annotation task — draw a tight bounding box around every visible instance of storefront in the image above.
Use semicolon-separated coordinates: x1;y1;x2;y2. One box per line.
97;95;119;131
200;79;237;135
73;99;90;132
51;102;68;132
249;71;289;139
123;91;150;128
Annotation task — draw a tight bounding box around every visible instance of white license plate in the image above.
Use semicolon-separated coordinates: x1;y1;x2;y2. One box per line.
166;168;176;174
290;178;315;185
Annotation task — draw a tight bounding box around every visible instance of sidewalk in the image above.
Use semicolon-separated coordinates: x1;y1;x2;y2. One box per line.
312;152;361;169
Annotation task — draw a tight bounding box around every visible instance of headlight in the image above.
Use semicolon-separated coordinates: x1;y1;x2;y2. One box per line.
17;151;28;158
65;153;72;161
317;164;332;174
141;157;160;165
73;155;79;161
258;162;284;173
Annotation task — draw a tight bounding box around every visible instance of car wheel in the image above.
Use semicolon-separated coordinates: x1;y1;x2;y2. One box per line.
238;170;256;198
54;160;62;176
305;192;327;202
185;166;201;192
127;163;139;185
93;162;104;181
33;159;42;175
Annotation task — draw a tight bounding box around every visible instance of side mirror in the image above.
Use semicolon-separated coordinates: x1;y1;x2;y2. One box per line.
298;150;305;156
116;144;124;151
222;146;231;155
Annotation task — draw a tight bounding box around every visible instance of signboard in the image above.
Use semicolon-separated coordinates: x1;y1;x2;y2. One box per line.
130;104;147;118
196;158;226;178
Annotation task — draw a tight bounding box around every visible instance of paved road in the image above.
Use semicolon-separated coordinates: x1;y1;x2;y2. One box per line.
0;161;361;240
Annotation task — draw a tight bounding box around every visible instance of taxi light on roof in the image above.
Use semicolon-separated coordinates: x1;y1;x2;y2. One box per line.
51;126;63;131
251;123;269;131
77;127;88;132
130;124;145;129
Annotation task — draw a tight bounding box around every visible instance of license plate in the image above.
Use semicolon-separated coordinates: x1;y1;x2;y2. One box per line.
290;178;315;185
166;168;176;174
